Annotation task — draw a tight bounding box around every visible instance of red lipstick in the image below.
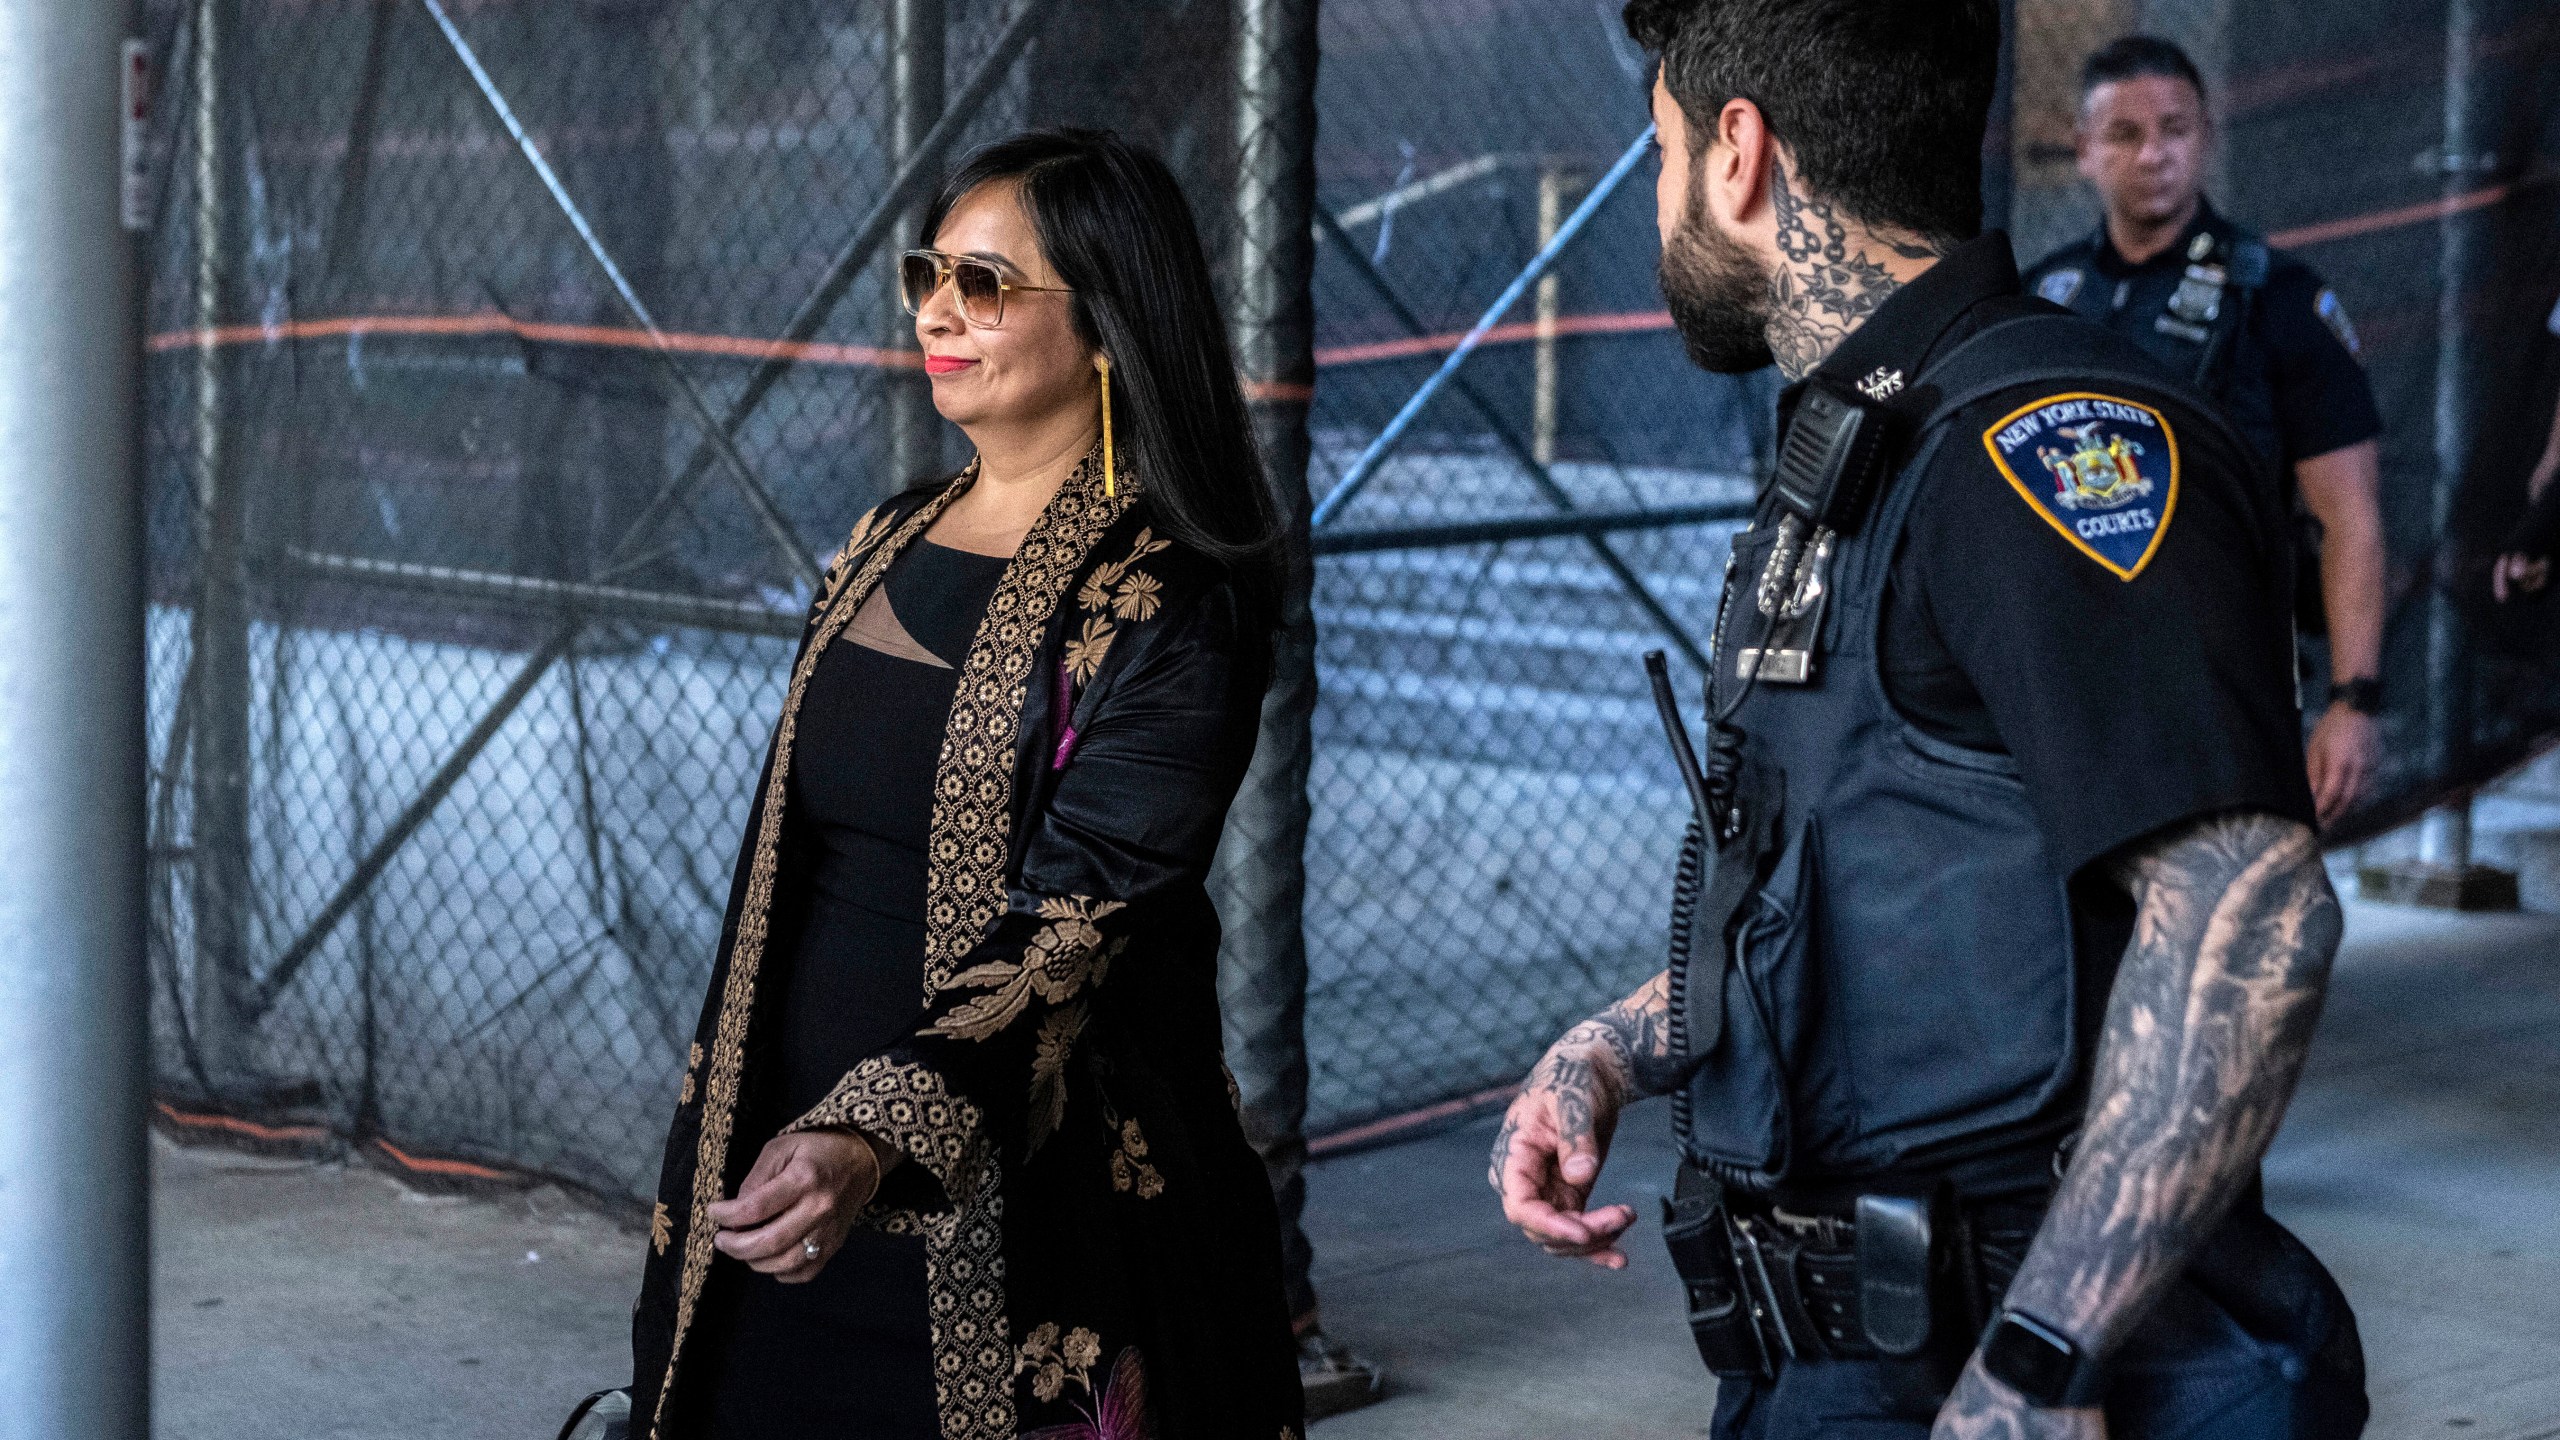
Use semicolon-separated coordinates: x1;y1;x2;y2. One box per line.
924;355;976;376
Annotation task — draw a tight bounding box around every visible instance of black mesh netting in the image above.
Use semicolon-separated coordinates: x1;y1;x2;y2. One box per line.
144;0;2560;1201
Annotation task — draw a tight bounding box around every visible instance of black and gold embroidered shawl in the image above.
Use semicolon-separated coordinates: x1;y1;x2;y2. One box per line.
629;453;1305;1440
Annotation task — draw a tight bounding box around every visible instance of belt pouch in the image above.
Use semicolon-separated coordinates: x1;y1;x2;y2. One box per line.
1662;1174;1769;1378
1854;1189;1944;1358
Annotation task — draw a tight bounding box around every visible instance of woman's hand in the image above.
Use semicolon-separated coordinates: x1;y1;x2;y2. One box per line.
708;1129;892;1282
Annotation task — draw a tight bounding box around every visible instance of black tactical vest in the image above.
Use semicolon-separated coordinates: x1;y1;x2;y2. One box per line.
2045;226;2278;472
1673;316;2258;1195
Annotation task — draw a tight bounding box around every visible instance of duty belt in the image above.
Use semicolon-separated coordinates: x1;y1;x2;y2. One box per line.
1661;1164;2039;1379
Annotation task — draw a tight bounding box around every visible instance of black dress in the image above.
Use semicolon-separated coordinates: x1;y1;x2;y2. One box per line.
683;537;1010;1440
635;459;1307;1440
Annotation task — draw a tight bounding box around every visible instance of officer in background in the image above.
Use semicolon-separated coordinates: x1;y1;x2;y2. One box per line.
2024;36;2388;825
1494;2;2363;1437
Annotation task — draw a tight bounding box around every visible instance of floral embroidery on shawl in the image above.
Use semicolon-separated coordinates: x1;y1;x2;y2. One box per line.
1109;1119;1164;1199
1026;1003;1092;1151
911;893;1130;1152
1016;1322;1104;1403
1064;528;1173;682
1019;1337;1150;1440
927;896;1127;1042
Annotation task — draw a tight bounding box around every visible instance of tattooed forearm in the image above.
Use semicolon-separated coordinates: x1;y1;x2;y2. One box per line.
1999;811;2342;1357
1540;969;1683;1103
1486;970;1679;1187
1763;163;1946;380
1592;970;1687;1096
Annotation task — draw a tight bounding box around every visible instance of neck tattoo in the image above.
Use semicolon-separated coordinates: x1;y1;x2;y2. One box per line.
1762;166;1942;382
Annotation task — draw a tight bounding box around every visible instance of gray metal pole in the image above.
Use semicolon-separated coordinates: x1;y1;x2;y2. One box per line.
186;0;254;1083
0;0;152;1433
2420;0;2482;868
1214;0;1323;1324
886;0;947;496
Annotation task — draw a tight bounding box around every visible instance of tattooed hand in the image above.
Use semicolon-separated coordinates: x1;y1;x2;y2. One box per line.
1937;811;2340;1428
1488;971;1683;1268
1932;1356;2106;1440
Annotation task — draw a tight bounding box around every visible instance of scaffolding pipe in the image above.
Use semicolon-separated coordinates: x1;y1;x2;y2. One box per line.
0;0;152;1431
1213;0;1322;1325
282;549;805;639
1310;205;1711;670
1532;163;1577;467
1309;499;1750;556
886;0;948;496
1311;122;1655;529
2419;0;2484;867
186;0;253;1083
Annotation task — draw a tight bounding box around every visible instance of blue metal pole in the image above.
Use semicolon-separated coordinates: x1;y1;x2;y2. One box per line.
1310;122;1654;530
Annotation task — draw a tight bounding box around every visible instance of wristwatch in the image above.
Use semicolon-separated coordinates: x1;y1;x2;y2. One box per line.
2327;677;2384;714
1980;1308;2105;1408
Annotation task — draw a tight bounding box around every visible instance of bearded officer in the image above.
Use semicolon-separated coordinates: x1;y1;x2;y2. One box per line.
2023;36;2387;826
1490;2;2366;1437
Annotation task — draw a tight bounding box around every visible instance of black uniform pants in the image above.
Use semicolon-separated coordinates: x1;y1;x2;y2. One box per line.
1710;1212;2368;1440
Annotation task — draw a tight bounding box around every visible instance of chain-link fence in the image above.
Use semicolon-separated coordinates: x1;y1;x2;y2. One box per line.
1296;2;1769;1133
144;0;2560;1204
141;0;1772;1200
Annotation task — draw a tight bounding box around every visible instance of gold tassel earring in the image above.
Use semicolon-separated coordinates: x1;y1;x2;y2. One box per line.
1098;353;1116;498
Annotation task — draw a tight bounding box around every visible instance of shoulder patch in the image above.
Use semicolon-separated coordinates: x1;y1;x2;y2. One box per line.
2314;288;2360;356
2034;268;2085;307
1981;393;2180;581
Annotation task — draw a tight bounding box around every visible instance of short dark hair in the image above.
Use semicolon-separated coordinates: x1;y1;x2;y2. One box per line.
1625;0;2000;247
923;130;1283;628
2079;35;2207;107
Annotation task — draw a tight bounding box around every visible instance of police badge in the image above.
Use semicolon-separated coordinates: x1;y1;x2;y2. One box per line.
2035;268;2084;307
1982;392;2181;580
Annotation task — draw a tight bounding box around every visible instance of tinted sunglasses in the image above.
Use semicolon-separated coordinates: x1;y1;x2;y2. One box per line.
898;249;1072;327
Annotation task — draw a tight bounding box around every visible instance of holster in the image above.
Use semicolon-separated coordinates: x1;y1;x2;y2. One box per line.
1663;1164;2009;1382
1660;1164;1772;1379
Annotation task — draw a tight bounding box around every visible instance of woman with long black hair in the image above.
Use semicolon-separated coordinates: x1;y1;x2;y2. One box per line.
626;129;1305;1440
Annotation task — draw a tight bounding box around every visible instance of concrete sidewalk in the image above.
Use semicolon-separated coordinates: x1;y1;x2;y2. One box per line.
154;898;2560;1439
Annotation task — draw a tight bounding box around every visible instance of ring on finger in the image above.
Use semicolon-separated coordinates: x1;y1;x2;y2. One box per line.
801;1236;821;1260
